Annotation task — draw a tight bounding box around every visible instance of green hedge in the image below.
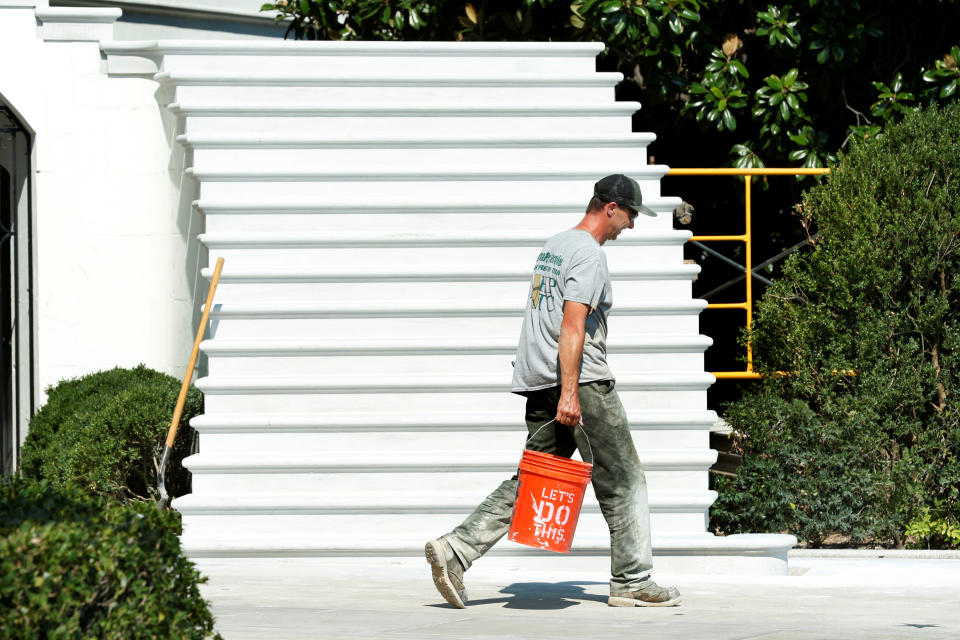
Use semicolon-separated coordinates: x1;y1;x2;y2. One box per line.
713;103;960;548
19;365;202;501
0;479;220;639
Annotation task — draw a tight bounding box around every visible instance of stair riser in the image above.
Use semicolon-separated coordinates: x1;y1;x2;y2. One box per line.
190;147;651;174
206;281;693;304
202;245;685;269
206;317;703;340
161;55;599;76
201;389;708;414
187;469;711;494
187;431;710;452
200;211;674;234
195;177;662;201
171;86;617;106
204;353;705;377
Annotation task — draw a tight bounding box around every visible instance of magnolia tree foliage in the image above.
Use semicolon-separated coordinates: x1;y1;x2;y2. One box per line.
260;0;960;169
711;103;960;548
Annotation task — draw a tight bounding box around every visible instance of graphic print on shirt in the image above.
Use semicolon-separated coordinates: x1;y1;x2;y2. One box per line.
530;251;563;313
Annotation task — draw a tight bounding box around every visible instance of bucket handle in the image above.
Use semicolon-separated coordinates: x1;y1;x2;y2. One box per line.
524;418;594;466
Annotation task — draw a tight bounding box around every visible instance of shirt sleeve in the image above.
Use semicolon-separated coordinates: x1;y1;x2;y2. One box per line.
563;257;604;312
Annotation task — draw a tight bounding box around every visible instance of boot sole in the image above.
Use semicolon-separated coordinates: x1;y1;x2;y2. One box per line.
608;595;682;607
425;540;466;609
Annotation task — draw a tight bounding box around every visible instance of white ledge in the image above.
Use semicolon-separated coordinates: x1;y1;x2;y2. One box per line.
198;335;713;357
102;39;605;57
37;7;120;42
204;299;708;318
177;133;656;149
194;372;716;395
198;229;691;248
182;448;718;473
168;102;641;117
186;166;669;183
199;263;699;283
194;197;679;215
189;409;719;432
173;490;718;515
154;70;623;87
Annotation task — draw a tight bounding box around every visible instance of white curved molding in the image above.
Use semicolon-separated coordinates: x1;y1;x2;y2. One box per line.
194;372;717;395
37;6;121;42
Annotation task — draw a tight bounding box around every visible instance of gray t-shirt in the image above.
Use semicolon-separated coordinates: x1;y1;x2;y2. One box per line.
511;228;613;392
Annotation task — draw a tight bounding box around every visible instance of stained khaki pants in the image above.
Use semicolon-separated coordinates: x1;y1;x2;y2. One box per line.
444;380;655;593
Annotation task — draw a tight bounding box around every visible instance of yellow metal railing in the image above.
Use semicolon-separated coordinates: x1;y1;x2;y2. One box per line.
667;167;831;379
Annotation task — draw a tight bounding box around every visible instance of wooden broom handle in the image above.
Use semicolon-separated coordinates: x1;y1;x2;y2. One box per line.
165;257;225;449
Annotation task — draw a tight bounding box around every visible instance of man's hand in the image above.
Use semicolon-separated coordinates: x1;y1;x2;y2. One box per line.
556;385;582;426
556;301;588;426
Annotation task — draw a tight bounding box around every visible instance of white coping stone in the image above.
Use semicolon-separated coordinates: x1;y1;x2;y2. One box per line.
36;7;121;42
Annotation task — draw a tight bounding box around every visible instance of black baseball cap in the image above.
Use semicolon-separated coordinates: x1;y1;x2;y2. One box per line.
593;174;657;217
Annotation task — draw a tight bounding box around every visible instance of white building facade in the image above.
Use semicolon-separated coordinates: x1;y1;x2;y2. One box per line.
0;1;794;572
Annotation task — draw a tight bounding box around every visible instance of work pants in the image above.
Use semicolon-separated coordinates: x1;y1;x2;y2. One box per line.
444;380;655;593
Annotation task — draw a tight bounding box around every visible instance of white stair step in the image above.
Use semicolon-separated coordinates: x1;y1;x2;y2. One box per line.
205;298;707;319
188;469;708;495
186;165;666;183
202;244;685;269
197;229;689;249
178;511;704;541
194;372;715;396
182;448;717;473
199;263;698;283
187;429;709;455
190;409;718;433
200;335;711;357
103;40;605;75
178;132;656;149
173;490;717;515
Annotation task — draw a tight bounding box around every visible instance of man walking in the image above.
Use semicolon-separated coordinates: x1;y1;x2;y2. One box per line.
426;175;681;608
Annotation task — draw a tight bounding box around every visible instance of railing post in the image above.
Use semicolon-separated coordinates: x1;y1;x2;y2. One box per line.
744;174;753;374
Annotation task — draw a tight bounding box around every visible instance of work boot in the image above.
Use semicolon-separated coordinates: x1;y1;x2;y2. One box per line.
608;580;681;607
425;537;468;608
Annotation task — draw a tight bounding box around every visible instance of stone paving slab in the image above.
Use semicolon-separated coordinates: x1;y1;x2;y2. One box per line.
194;555;960;639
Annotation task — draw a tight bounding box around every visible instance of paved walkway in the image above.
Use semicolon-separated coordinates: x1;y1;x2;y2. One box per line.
195;554;960;639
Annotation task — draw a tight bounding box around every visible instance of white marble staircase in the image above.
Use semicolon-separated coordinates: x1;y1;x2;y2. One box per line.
102;40;795;573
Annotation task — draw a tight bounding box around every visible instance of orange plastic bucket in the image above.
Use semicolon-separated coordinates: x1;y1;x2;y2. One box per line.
507;448;593;553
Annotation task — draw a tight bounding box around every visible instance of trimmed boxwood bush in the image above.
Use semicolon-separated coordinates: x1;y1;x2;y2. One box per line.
0;479;220;639
19;365;201;501
712;103;960;548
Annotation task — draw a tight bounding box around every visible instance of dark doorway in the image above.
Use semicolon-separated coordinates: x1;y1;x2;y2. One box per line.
1;104;35;475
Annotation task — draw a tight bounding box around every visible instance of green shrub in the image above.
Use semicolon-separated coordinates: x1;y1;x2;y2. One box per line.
713;102;960;548
19;365;201;502
0;478;220;639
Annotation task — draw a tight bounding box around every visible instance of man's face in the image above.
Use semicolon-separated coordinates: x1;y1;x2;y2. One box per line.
603;203;637;243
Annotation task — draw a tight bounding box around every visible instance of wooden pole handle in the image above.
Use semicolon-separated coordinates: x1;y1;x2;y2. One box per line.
164;257;225;449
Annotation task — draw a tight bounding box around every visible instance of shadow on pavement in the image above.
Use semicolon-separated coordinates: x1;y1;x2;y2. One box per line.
428;581;608;610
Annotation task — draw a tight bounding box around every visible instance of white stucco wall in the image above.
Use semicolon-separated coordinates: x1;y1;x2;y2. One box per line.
1;4;199;397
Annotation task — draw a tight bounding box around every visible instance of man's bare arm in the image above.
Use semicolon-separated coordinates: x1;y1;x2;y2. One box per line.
556;301;589;426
